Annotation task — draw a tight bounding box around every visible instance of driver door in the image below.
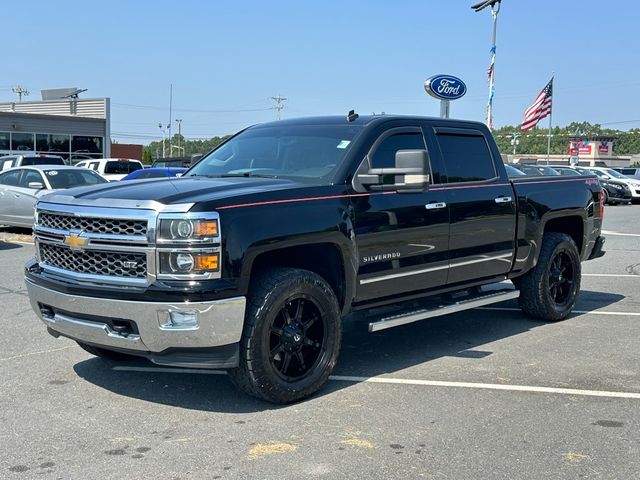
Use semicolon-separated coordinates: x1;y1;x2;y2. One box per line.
352;124;450;303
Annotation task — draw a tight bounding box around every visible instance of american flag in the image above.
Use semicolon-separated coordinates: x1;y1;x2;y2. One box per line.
521;78;553;131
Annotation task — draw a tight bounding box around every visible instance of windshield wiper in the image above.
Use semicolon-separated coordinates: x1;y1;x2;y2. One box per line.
219;173;279;179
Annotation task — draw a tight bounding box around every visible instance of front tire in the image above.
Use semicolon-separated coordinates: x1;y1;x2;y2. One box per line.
228;268;342;403
517;232;581;321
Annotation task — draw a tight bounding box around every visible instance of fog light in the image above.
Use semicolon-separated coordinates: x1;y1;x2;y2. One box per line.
169;310;199;328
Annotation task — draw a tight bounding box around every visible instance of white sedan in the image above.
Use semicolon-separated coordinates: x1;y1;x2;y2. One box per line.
0;165;108;228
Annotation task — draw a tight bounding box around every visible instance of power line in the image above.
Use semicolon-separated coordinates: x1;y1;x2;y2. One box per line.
112;102;274;113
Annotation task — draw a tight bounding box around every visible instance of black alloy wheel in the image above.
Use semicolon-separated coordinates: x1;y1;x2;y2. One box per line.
269;296;327;381
547;251;576;308
517;232;581;321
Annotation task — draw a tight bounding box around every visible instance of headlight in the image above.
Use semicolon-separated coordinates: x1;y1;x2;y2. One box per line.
158;217;219;243
156;213;221;279
158;250;220;277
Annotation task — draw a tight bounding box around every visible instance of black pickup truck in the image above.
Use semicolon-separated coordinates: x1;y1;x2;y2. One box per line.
25;114;605;403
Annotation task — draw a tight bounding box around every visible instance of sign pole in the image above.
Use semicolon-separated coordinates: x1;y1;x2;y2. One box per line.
440;100;450;119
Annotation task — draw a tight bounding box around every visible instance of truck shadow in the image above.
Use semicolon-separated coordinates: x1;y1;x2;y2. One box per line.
72;289;623;412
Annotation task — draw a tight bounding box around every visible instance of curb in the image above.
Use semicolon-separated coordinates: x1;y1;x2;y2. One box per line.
0;230;34;244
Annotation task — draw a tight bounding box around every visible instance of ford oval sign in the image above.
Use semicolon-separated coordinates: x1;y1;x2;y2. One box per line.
424;75;467;101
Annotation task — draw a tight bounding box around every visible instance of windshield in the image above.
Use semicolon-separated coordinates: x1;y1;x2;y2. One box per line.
187;124;363;181
45;169;108;189
603;168;627;179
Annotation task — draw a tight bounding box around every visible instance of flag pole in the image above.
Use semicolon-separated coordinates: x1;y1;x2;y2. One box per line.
546;75;554;165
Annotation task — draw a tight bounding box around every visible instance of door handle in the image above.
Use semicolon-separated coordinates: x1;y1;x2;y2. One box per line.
494;196;512;204
425;202;447;210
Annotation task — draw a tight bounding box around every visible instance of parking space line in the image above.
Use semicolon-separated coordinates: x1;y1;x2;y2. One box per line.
582;273;640;278
602;230;640;237
112;366;640;400
478;307;640;316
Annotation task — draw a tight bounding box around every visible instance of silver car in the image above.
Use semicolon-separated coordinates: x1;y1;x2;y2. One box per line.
0;166;108;228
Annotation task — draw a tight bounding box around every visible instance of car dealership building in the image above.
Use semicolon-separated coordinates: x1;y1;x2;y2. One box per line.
0;96;110;162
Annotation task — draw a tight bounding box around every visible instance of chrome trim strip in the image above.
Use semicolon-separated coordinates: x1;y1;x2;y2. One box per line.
34;226;149;245
26;279;246;352
38;263;150;287
360;264;448;285
359;253;514;285
38;198;194;213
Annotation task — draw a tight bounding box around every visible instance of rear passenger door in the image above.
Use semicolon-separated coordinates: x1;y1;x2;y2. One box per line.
428;125;516;286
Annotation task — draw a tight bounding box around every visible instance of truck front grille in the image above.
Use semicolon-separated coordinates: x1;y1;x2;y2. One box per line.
39;243;147;279
39;212;147;236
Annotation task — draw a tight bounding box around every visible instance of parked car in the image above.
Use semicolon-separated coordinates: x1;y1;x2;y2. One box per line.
25;114;605;403
121;167;187;181
0;166;108;227
75;158;144;181
613;167;640;180
586;167;640;204
515;165;561;176
0;154;66;172
504;164;526;176
550;165;631;205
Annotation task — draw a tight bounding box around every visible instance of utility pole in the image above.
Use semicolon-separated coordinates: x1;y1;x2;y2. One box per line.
12;85;30;102
168;84;173;156
175;119;182;155
271;95;287;120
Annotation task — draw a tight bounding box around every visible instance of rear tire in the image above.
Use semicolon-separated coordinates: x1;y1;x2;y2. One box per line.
228;268;342;403
517;232;581;321
77;342;138;361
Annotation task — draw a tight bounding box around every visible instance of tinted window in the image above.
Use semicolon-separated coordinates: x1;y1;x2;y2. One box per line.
71;136;103;154
0;132;9;150
135;171;166;179
21;156;65;166
371;131;426;169
0;170;21;186
437;133;496;183
12;133;34;151
105;160;142;174
19;170;45;188
45;169;108;189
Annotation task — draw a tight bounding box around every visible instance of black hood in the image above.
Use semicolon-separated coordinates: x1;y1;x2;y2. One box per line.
49;176;307;205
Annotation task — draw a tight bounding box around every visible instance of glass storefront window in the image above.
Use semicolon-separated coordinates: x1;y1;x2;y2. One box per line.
36;134;70;153
71;136;103;154
11;132;35;151
0;132;9;150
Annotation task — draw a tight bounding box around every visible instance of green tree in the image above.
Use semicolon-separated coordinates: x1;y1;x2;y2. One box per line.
142;148;153;164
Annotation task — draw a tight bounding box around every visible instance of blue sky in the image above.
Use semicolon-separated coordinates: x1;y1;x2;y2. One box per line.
3;0;640;143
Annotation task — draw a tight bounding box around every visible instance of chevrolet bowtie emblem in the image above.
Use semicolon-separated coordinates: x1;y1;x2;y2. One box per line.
63;233;89;250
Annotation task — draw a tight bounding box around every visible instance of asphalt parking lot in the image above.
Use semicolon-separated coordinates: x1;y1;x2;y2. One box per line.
1;205;639;480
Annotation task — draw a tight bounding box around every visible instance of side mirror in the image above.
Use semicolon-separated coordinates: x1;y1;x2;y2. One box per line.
357;149;430;193
28;181;44;190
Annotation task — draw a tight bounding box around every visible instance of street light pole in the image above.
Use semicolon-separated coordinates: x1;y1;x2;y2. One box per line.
510;133;520;155
158;123;166;159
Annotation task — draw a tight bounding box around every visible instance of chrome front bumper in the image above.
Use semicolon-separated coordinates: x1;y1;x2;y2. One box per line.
25;279;246;353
